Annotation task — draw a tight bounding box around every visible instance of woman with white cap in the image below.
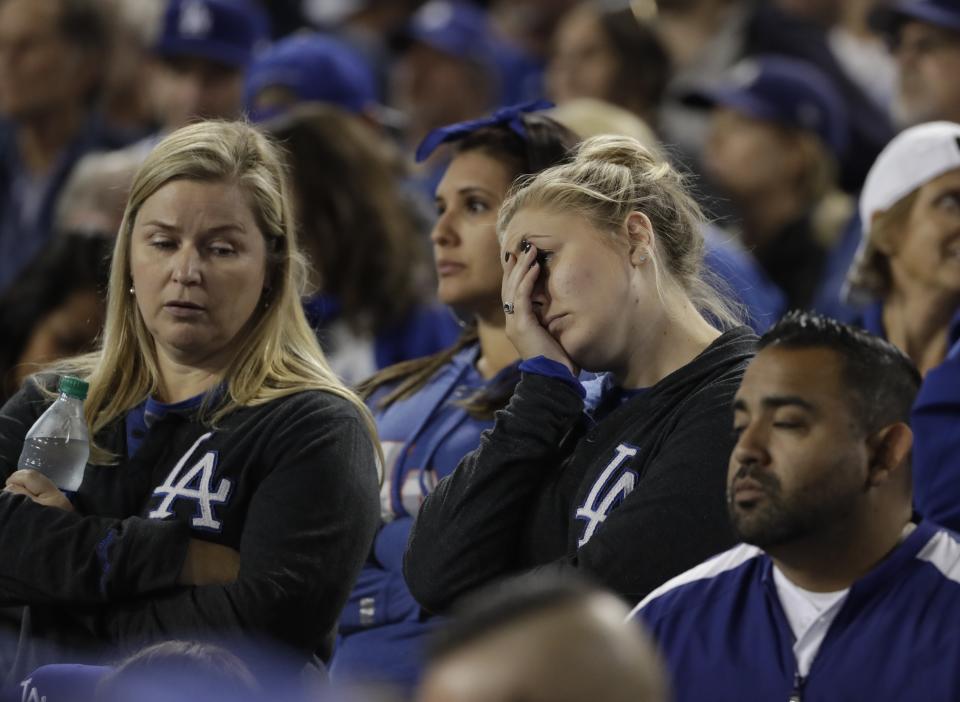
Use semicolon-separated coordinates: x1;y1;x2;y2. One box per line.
846;119;960;531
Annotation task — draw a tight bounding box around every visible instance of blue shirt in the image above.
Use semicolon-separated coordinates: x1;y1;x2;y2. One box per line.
635;521;960;702
857;303;960;532
331;345;518;688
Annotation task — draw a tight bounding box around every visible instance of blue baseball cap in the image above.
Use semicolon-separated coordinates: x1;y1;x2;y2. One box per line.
15;664;109;702
870;0;960;37
153;0;270;69
243;33;377;121
685;56;850;157
401;0;498;67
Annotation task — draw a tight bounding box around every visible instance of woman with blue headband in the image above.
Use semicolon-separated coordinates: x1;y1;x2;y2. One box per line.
329;102;579;691
405;131;757;616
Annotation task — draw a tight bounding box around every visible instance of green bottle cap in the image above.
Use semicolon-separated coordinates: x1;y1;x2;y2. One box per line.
58;376;89;401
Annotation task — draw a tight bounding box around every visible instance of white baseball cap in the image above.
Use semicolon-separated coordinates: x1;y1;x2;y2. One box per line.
846;121;960;302
859;121;960;236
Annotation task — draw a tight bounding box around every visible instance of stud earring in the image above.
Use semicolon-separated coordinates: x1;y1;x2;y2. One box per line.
129;285;135;294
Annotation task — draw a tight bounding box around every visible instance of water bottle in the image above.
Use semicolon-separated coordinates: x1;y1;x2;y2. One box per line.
17;376;90;493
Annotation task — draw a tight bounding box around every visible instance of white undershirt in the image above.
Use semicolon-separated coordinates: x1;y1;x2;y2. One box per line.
772;567;848;678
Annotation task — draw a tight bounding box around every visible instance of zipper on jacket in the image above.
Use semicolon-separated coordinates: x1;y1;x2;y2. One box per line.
789;672;804;702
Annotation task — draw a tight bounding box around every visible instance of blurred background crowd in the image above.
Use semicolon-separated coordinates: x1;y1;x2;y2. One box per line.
4;0;941;401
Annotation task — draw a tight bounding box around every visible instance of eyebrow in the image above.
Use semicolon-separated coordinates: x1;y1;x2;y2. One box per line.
733;395;817;413
137;221;247;236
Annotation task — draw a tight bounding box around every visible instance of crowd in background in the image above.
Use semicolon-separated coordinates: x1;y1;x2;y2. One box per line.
0;0;959;700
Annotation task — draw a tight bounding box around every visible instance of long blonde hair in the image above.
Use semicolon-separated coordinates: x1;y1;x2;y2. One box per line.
55;120;379;465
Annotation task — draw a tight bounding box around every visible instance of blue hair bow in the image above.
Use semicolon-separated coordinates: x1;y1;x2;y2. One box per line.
415;98;554;163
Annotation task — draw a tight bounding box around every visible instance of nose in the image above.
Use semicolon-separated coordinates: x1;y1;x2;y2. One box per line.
430;209;458;247
171;246;202;286
529;265;549;312
730;420;770;471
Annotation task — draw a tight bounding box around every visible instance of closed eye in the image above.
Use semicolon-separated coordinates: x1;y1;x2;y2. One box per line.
149;238;177;250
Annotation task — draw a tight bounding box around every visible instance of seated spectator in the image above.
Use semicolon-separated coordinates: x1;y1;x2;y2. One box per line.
417;575;668;702
329;104;578;691
405;134;756;613
0;0;114;294
631;312;960;702
0;232;112;404
546;3;670;128
265;105;461;383
689;56;856;312
0;121;379;684
871;0;960;127
145;0;269;136
96;641;260;702
54;148;144;237
15;641;259;702
243;32;381;124
845;120;960;529
847;120;960;373
393;0;511;196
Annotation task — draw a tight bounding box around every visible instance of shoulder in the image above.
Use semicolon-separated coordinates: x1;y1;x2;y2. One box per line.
240;388;369;430
631;543;764;623
916;526;960;588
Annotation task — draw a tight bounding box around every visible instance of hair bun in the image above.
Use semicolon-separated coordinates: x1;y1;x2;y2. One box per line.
574;135;655;169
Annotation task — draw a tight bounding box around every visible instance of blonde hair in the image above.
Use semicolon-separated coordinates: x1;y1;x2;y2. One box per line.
497;134;740;328
845;189;920;303
53;120;379;465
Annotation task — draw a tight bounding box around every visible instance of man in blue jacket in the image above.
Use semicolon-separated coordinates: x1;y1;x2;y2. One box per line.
633;311;960;702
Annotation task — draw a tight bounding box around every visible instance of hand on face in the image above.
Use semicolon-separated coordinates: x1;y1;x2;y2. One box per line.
501;239;578;375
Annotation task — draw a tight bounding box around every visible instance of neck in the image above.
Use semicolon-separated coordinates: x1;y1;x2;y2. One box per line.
769;507;912;592
17;105;86;176
474;313;520;380
883;288;958;373
619;294;720;388
155;351;226;404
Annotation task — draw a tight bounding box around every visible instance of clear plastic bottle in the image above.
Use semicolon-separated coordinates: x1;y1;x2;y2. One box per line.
17;376;90;493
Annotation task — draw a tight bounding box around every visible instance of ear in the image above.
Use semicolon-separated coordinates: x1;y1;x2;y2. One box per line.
625;211;654;267
865;422;913;488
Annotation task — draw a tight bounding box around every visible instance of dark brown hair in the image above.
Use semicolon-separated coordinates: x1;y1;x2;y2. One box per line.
358;113;580;418
268;104;429;336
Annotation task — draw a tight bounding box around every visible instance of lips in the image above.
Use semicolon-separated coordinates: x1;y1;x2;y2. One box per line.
436;261;466;277
730;477;769;506
164;301;206;317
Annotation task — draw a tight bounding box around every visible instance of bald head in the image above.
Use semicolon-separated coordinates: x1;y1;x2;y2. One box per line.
417;590;668;702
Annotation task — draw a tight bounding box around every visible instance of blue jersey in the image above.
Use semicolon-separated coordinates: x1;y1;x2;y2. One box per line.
331;344;518;688
634;521;960;702
858;303;960;532
912;312;960;533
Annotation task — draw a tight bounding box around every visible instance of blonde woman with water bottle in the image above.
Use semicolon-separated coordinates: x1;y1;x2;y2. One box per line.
0;121;380;686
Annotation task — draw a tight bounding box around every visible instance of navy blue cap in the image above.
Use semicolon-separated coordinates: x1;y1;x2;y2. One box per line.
415;98;554;162
685;56;849;157
402;0;497;66
243;33;377;122
870;0;960;36
17;664;109;702
153;0;270;69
